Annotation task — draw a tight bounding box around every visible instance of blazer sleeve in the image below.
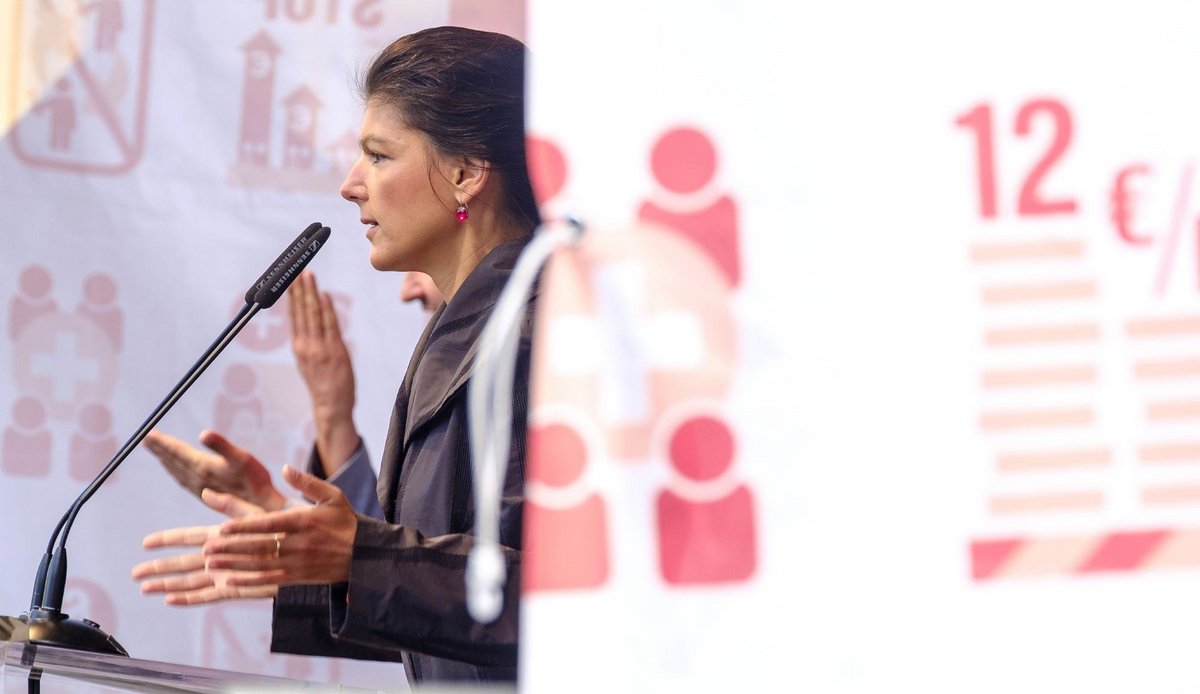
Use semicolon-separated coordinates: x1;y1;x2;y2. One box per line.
270;514;522;667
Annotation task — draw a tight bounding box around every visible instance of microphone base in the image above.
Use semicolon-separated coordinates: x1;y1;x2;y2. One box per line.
0;610;128;657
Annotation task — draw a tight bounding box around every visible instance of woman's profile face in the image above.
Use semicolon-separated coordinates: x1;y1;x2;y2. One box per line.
340;103;459;274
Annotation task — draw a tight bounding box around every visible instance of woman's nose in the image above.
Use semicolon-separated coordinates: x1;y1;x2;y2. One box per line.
340;160;365;202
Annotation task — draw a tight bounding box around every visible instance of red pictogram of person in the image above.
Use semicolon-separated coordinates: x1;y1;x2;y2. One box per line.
524;420;609;591
9;265;59;340
214;364;264;434
35;78;79;152
69;402;117;482
81;0;125;53
637;126;741;287
3;395;53;478
656;413;756;585
526;134;568;208
75;272;123;350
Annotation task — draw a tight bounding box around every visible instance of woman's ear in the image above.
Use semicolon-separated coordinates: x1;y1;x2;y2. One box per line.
454;156;490;203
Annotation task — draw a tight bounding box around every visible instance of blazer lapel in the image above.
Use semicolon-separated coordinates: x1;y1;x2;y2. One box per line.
376;304;444;521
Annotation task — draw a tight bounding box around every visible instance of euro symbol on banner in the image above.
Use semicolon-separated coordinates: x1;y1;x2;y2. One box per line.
1110;164;1153;245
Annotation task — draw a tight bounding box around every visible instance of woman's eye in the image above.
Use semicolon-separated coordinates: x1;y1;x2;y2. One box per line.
368;151;384;164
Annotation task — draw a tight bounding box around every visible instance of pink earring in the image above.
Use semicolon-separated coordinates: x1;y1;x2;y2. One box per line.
455;203;469;222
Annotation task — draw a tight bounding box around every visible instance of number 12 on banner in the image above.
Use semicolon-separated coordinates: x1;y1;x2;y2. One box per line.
955;99;1078;219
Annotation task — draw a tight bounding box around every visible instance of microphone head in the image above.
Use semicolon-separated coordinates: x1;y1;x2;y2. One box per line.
244;222;324;305
251;225;332;308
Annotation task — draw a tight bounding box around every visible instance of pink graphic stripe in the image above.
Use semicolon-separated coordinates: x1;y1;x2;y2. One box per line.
981;364;1095;388
988;491;1103;514
1146;399;1200;421
973;528;1200;581
979;407;1093;431
969;239;1084;263
986;323;1099;346
1154;163;1195;296
997;447;1110;471
1078;530;1169;573
970;538;1022;580
999;535;1098;578
981;280;1096;304
1142;485;1200;505
1145;529;1200;568
1126;315;1200;338
1139;442;1200;463
1134;358;1200;379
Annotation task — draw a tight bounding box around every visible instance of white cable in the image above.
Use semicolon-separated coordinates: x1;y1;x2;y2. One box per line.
467;218;584;623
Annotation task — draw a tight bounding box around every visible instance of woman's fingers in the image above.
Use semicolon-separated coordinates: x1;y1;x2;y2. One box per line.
203;532;281;558
138;570;213;594
142;525;216;550
222;571;288;588
131;552;206;580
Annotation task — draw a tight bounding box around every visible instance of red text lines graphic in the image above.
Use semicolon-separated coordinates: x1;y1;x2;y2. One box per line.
957;97;1200;580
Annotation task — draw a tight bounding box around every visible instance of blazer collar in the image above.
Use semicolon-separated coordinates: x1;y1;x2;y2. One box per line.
403;237;532;448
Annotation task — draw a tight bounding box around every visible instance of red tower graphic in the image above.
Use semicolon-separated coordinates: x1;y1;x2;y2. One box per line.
638;126;742;287
327;129;359;174
525;421;609;591
656;413;757;585
282;85;322;170
238;31;282;166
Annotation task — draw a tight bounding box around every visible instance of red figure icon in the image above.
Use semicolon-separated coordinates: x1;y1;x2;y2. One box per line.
9;265;59;340
69;402;117;482
76;272;123;350
238;31;282;166
283;86;323;170
3;396;53;478
81;0;125;52
35;78;78;151
526;135;568;208
657;414;756;585
637;126;741;287
214;364;263;433
524;421;609;591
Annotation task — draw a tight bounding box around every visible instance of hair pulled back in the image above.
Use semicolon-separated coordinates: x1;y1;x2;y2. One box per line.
360;26;540;232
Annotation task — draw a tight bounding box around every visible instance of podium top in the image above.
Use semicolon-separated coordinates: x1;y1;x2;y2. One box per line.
0;641;388;693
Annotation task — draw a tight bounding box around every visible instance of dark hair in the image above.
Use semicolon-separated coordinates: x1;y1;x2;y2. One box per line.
360;26;540;232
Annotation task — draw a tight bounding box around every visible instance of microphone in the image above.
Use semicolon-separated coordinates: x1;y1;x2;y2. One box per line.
1;222;332;656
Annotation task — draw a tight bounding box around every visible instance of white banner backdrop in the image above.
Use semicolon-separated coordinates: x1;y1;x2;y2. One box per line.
522;0;1200;692
5;0;1200;692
